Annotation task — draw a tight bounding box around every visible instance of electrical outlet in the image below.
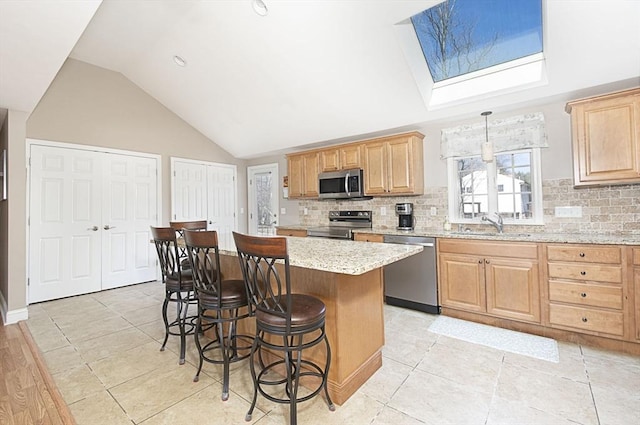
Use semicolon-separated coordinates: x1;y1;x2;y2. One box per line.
555;206;582;218
280;207;286;215
303;207;308;215
240;207;244;214
430;207;437;216
380;206;387;216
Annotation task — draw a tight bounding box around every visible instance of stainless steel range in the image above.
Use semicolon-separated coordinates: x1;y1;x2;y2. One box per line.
307;210;372;240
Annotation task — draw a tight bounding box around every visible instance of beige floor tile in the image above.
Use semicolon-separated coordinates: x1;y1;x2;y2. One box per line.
496;362;598;425
75;327;155;363
361;356;413;404
104;295;163;315
590;384;640;425
582;345;640;368
50;305;120;329
39;294;104;317
388;369;492;425
42;345;85;375
109;362;215;423
69;390;133;425
372;406;432;425
503;340;588;383
381;328;436;367
583;350;640;394
52;365;105;404
89;341;178;388
137;318;168;342
26;321;70;353
120;304;163;326
59;315;133;344
416;341;503;389
139;385;264;425
486;396;582;425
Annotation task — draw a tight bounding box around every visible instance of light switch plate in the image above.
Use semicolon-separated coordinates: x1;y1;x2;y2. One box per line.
280;207;286;215
380;206;387;216
430;207;437;216
555;206;582;218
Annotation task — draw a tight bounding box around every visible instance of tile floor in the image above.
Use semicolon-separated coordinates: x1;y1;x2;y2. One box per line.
26;281;639;425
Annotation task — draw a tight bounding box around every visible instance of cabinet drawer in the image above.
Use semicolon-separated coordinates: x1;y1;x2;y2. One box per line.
547;263;622;283
547;245;621;264
633;248;640;266
548;280;623;309
549;304;623;336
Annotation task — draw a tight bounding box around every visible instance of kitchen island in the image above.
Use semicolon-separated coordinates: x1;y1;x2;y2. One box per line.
218;236;422;405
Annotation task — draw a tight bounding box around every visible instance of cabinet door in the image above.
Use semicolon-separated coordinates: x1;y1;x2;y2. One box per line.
287;155;304;198
635;268;640;341
302;152;319;197
319;149;340;172
485;257;540;323
387;138;414;194
341;144;362;169
570;90;640;186
439;253;486;312
362;142;388;195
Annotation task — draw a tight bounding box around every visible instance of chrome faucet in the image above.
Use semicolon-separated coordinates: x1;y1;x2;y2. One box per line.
481;213;504;233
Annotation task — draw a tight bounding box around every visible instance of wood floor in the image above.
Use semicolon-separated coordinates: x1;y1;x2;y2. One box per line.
0;316;74;425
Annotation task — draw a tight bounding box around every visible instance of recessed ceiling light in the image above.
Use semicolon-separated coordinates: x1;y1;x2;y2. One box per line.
173;55;187;67
252;0;268;16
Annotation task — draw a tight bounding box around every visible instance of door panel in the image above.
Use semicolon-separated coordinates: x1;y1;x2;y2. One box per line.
29;146;102;303
172;160;207;221
208;164;237;250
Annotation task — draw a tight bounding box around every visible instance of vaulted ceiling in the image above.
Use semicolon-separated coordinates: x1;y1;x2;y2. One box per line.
1;0;639;158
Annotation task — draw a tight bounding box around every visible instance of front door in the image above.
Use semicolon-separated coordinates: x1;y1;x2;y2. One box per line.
248;164;279;236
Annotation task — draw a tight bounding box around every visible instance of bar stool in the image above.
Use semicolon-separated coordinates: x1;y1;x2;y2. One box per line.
169;220;208;269
183;229;253;400
151;226;197;365
232;232;335;425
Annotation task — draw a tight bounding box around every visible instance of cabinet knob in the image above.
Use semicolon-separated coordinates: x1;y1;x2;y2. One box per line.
579;252;585;257
485;259;490;264
478;260;483;264
580;271;586;276
580;292;587;298
581;317;588;323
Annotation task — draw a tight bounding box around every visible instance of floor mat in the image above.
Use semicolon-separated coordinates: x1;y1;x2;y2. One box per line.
428;316;559;362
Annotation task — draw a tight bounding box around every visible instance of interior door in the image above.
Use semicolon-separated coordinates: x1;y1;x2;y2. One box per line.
101;153;158;289
248;164;279;235
207;164;237;250
29;145;102;303
171;159;207;221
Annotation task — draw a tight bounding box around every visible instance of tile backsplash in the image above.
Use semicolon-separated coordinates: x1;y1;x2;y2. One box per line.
297;179;640;235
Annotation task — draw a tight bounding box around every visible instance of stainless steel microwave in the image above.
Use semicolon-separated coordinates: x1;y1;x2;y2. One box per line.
318;168;368;199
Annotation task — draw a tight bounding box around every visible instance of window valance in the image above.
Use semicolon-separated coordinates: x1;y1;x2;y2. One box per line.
440;112;547;159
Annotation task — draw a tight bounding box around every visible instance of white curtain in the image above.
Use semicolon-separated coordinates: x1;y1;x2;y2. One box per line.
440;112;548;159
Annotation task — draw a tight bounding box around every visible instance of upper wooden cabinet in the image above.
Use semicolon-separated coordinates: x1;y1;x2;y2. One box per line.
319;144;363;172
287;152;319;198
566;88;640;187
362;132;424;196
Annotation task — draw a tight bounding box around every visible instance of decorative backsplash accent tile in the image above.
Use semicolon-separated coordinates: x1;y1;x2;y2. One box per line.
297;179;640;235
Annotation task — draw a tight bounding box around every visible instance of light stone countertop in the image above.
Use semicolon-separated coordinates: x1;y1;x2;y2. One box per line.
276;225;640;245
220;236;422;276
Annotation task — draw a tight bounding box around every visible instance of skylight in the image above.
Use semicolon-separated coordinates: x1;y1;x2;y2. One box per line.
411;0;543;83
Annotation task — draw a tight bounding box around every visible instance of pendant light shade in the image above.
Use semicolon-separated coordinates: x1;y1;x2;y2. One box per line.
481;111;493;162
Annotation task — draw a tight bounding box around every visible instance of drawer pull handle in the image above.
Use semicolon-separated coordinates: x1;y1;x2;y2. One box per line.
581;317;588;323
580;292;587;298
580;271;586;276
579;252;585;257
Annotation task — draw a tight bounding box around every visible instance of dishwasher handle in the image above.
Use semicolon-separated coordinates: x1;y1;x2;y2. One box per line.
383;235;435;247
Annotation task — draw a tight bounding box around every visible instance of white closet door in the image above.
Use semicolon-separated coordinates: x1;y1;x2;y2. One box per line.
101;153;158;289
208;164;237;250
29;145;102;303
171;160;207;221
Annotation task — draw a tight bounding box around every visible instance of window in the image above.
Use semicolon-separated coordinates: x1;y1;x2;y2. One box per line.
448;149;542;224
411;0;543;83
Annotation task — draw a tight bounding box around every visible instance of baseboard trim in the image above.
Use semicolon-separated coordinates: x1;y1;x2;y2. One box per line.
0;291;29;325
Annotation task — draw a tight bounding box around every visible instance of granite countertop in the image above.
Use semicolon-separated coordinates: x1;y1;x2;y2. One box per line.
220;236;422;275
276;225;640;245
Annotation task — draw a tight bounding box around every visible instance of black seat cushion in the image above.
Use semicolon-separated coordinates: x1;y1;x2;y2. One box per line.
256;294;325;330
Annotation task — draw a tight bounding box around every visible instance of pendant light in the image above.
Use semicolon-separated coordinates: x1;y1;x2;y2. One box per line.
481;111;493;163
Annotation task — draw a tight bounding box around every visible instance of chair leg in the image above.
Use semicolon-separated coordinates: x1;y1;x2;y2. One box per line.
160;292;170;352
245;332;261;422
177;292;186;365
193;308;204;382
217;321;230;401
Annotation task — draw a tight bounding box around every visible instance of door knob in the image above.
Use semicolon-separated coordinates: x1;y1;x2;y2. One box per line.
104;225;116;230
87;226;99;231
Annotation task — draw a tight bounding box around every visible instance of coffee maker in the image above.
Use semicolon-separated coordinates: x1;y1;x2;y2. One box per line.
395;203;414;231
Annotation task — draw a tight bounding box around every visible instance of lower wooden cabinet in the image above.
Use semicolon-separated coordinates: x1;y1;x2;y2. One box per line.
353;233;384;243
275;228;307;237
633;248;640;342
438;239;540;323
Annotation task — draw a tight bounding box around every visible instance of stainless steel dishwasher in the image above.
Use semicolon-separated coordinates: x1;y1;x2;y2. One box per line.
383;235;440;314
